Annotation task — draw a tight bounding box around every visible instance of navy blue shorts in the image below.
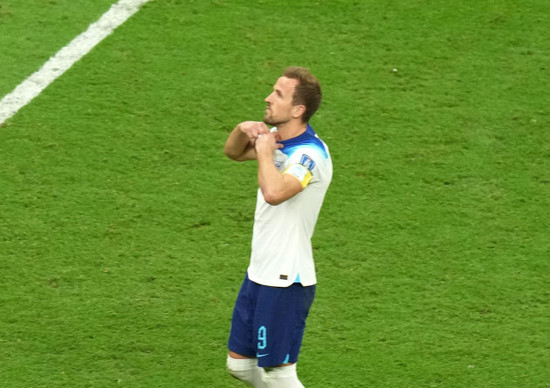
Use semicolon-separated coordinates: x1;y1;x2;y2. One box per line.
228;273;316;367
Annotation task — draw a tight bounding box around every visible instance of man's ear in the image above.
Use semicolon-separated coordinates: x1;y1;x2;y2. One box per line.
292;104;306;119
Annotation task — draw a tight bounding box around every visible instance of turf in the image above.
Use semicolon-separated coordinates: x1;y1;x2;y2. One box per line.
0;0;117;98
1;0;549;386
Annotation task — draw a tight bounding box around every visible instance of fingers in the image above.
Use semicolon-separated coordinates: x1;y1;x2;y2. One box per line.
254;132;270;144
257;122;270;135
240;121;270;139
254;132;282;154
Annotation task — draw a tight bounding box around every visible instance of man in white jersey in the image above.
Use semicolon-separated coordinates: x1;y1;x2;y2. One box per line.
224;67;332;387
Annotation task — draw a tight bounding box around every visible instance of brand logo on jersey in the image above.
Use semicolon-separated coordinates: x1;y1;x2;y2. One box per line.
300;154;315;171
273;150;287;169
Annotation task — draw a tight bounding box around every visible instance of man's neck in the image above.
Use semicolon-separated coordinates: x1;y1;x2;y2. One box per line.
276;121;308;141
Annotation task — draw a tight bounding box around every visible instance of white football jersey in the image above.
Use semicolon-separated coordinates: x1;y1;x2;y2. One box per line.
248;124;333;287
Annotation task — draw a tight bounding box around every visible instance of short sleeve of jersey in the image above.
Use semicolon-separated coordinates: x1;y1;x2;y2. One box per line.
282;153;319;189
283;163;312;188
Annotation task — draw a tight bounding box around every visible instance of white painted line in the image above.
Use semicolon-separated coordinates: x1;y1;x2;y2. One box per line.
0;0;152;125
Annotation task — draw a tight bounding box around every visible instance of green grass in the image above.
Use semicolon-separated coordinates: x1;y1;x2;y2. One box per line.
1;0;549;386
0;0;117;98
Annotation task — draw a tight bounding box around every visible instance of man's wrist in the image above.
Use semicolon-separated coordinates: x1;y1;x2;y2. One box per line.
255;146;272;162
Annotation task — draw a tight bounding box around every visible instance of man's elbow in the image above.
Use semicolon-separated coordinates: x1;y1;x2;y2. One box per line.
224;148;235;160
261;179;302;205
264;196;283;206
262;189;291;206
224;146;240;161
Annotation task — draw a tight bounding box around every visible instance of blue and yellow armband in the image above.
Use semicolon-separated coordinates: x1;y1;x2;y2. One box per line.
283;164;313;189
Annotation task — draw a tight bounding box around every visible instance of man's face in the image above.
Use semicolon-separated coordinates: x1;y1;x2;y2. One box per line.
263;76;299;126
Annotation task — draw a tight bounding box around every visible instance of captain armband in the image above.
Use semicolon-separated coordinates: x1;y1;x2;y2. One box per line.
283;163;313;189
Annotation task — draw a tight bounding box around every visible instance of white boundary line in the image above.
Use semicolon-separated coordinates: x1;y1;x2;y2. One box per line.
0;0;152;125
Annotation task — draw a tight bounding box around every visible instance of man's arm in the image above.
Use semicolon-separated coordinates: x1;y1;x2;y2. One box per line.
255;133;303;206
224;121;270;161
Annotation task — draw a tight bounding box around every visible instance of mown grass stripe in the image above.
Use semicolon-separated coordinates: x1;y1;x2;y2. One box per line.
0;0;151;125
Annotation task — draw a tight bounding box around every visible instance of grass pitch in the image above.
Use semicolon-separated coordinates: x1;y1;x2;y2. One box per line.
1;0;549;386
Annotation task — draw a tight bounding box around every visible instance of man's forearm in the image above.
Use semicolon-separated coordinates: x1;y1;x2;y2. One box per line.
257;151;285;203
257;151;302;206
224;124;249;160
225;121;270;161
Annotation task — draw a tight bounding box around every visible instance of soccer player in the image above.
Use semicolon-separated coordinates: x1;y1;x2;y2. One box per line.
224;67;332;387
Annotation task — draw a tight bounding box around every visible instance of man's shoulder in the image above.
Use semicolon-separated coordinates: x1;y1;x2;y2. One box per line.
283;133;329;160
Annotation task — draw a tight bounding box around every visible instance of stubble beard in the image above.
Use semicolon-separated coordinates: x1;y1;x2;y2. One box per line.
263;115;275;126
263;112;288;127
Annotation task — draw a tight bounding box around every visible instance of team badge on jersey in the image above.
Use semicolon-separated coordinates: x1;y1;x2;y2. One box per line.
300;154;315;171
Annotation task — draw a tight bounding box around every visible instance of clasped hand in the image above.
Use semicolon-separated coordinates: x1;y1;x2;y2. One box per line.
255;131;282;154
238;121;282;154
